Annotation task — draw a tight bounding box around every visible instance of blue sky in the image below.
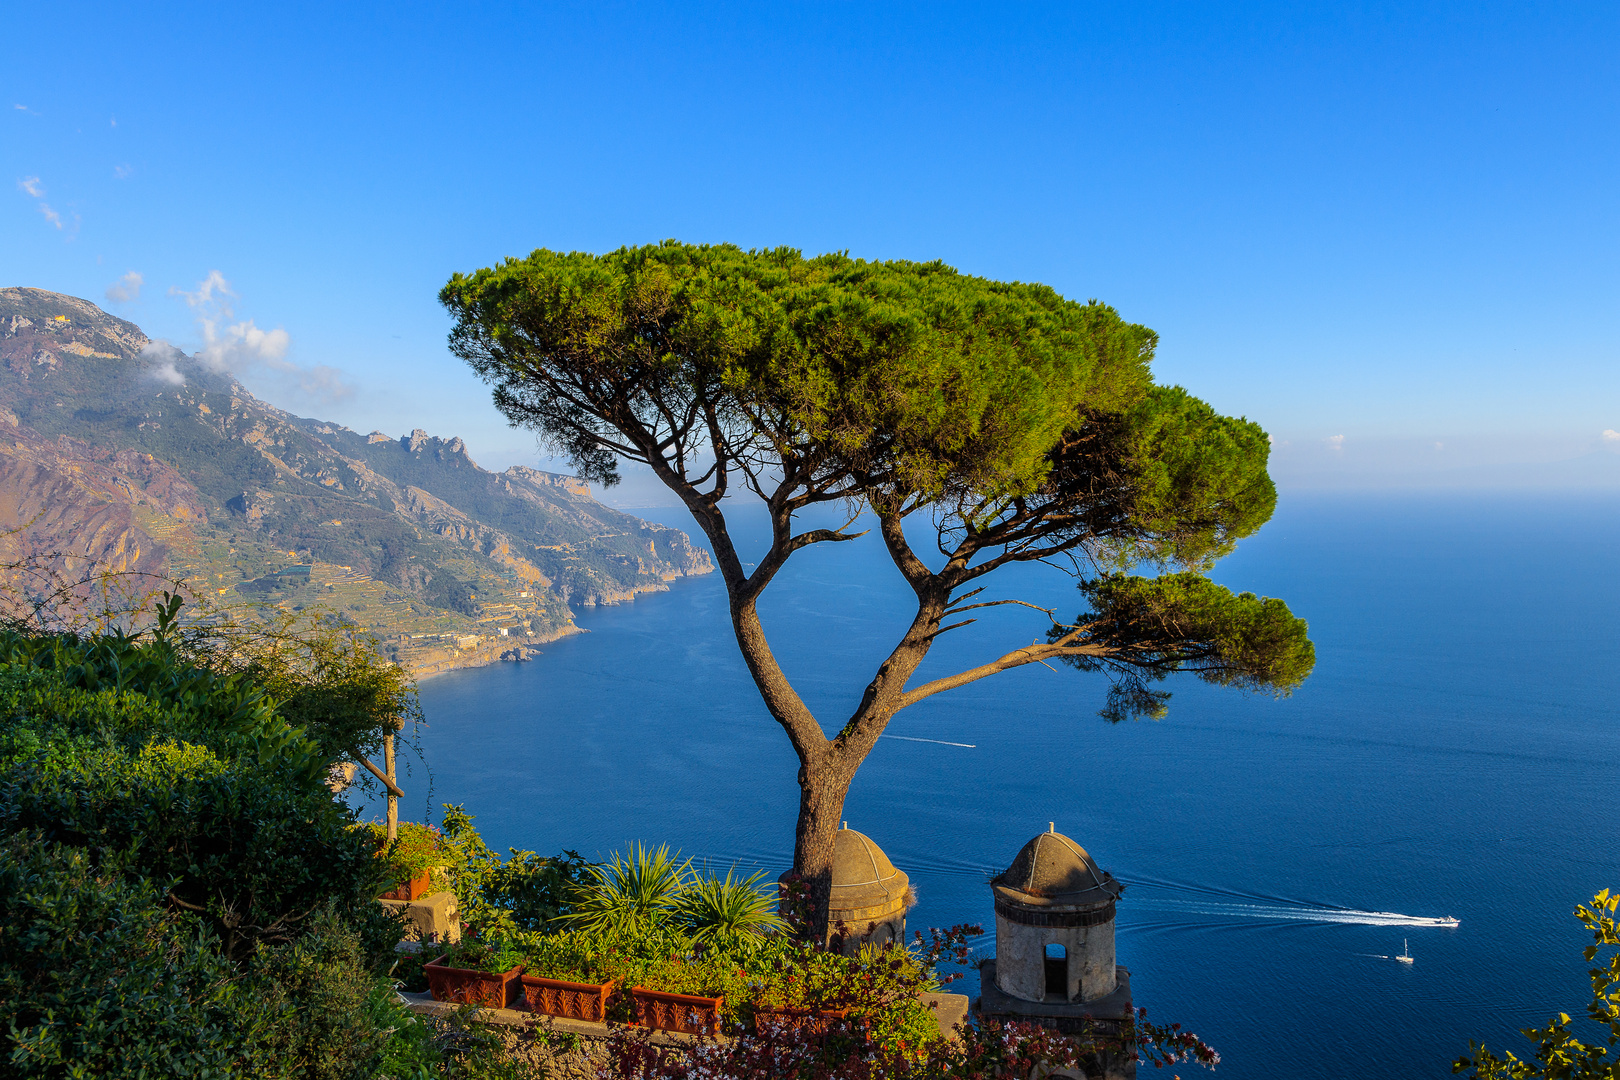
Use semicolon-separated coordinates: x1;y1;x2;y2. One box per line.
5;2;1618;497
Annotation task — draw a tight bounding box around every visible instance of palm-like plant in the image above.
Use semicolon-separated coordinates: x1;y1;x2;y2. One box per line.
673;867;789;944
563;843;693;935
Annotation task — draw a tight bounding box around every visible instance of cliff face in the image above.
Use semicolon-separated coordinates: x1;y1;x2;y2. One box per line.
0;287;713;674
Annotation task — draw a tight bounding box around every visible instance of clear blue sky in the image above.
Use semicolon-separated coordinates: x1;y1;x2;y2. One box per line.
5;2;1618;496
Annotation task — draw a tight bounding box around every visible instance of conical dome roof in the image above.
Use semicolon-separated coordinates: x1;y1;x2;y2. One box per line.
993;830;1121;910
829;827;909;912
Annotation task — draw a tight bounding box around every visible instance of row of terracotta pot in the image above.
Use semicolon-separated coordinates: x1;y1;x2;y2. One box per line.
422;956;848;1036
423;955;722;1034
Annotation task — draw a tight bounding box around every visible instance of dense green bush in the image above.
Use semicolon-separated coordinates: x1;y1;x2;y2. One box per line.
437;841;945;1047
0;659;393;962
0;628;442;1078
244;907;393;1078
0;834;244;1077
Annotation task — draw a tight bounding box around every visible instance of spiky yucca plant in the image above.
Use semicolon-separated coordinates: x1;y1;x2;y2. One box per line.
563;843;693;935
674;868;789;944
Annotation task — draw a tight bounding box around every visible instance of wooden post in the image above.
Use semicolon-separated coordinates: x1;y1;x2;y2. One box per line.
384;732;398;842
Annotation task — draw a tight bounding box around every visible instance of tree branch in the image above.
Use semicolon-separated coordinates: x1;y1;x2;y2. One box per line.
897;637;1113;709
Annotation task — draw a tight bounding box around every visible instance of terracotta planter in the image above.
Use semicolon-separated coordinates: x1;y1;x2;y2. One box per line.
629;986;724;1036
519;974;617;1022
424;955;523;1008
752;1005;851;1035
381;869;432;901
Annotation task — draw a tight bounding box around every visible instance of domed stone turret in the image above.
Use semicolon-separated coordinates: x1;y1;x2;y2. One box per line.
995;831;1116;908
782;825;912;955
991;826;1123;1004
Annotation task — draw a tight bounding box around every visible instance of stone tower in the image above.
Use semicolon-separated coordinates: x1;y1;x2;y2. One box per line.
992;826;1122;1003
976;825;1135;1077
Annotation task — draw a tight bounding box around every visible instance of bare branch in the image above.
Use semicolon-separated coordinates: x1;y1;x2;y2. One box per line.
943;598;1058;619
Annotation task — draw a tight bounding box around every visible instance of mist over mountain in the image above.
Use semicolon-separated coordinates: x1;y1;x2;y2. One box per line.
0;287;712;675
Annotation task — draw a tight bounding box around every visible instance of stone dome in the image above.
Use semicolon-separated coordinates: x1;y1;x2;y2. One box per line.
993;830;1121;916
830;826;910;914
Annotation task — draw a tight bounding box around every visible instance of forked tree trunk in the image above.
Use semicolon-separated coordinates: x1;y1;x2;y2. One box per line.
792;760;855;943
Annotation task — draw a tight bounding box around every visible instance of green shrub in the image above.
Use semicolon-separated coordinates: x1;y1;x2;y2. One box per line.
562;843;692;935
0;833;245;1078
440;804;590;933
670;867;789;943
241;907;391;1080
0;661;395;962
0;628;440;1077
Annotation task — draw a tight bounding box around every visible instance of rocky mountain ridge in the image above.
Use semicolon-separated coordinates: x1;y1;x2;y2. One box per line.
0;287;712;675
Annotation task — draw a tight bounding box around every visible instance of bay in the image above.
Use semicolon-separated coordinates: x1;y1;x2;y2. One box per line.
378;492;1620;1079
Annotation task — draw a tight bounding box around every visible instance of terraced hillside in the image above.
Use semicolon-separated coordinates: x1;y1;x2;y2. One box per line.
0;287;712;676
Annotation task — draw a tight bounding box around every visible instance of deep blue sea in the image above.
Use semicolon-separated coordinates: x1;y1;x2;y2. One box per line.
372;492;1620;1079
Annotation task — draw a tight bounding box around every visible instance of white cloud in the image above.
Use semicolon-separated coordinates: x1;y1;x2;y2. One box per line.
292;364;355;402
17;176;43;198
138;341;186;386
169;271;353;403
201;319;291;370
113;164;133;180
1325;434;1345;452
172;270;234;310
105;271;143;303
1602;430;1620;444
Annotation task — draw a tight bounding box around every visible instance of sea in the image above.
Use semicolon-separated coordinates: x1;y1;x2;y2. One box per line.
367;491;1620;1079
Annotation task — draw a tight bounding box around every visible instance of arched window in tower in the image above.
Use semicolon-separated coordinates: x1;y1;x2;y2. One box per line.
1044;942;1067;1000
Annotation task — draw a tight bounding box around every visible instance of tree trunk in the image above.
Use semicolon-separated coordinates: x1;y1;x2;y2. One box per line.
792;760;854;944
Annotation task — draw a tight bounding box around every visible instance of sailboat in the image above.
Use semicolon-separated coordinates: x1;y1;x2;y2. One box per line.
1396;939;1414;964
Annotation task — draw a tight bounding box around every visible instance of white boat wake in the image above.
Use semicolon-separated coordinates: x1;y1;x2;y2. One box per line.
880;735;977;748
1132;898;1459;928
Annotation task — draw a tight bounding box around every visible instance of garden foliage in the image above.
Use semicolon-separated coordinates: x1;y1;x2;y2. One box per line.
441;843;1219;1076
0;625;495;1079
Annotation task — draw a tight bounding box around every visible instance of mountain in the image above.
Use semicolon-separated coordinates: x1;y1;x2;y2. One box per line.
0;288;712;676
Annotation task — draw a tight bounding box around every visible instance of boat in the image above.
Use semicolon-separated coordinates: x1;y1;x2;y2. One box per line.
1396;939;1414;964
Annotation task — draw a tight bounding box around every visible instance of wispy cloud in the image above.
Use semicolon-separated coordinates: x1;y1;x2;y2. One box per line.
169;271;354;403
16;176;71;234
105;271;143;303
113;164;133;180
138;341;186;386
1602;429;1620;444
1325;434;1345;452
173;269;234;309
